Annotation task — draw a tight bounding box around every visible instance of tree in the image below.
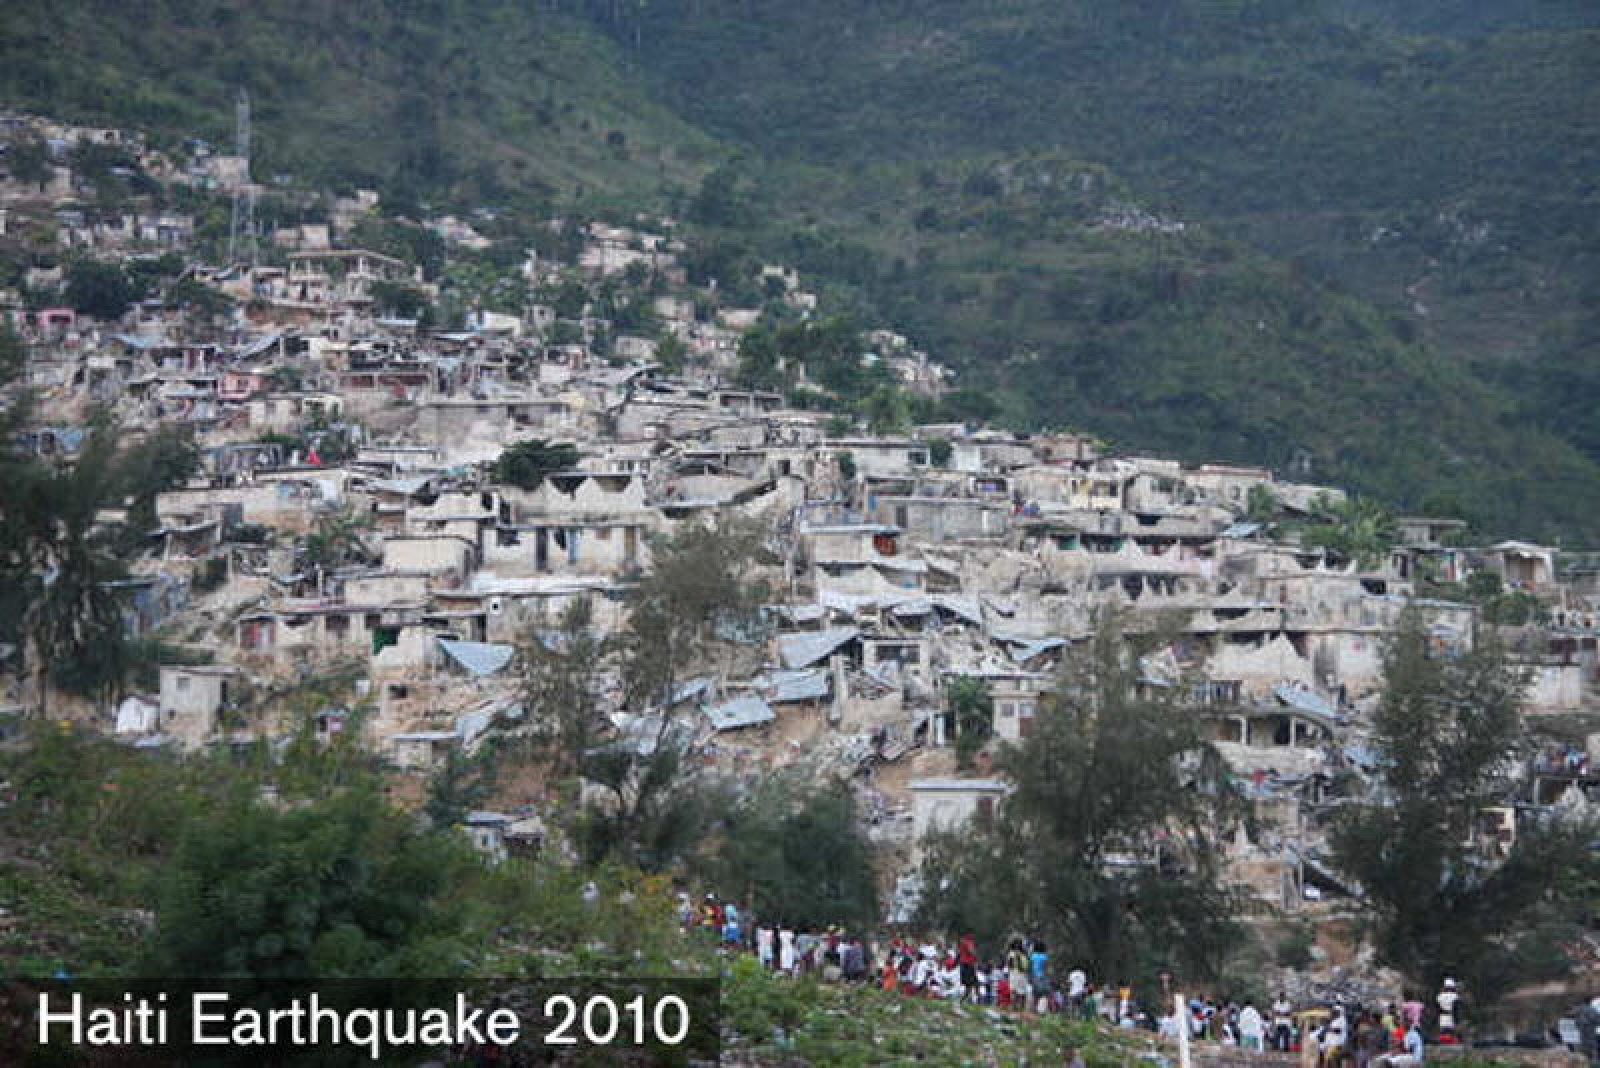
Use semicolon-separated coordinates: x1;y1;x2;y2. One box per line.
688;163;753;228
1244;484;1279;523
147;786;478;979
947;675;993;770
1298;492;1397;569
64;259;137;321
1329;610;1597;1008
6;131;52;189
299;511;373;596
735;327;783;391
917;614;1246;993
707;773;879;931
520;597;609;785
928;437;954;468
118;425;199;542
369;279;428;319
655;334;687;373
167;276;234;326
861;386;910;434
492;439;579;491
1;421;136;711
0;320;23;390
578;520;771;871
424;745;500;831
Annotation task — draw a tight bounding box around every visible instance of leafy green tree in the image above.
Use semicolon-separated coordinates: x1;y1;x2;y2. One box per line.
6;131;52;188
688;163;753;228
2;422;132;711
1329;610;1596;1007
947;675;993;770
0;320;23;389
424;745;500;831
167;276;234;325
655;334;687;373
520;597;608;785
917;614;1246;991
708;773;879;931
1244;484;1279;523
549;278;591;320
118;425;199;541
937;389;1001;426
492;439;579;490
580;520;770;870
1298;492;1398;569
861;386;911;434
64;259;137;321
735;327;783;390
369;279;428;319
928;437;953;468
147;787;479;978
300;511;372;585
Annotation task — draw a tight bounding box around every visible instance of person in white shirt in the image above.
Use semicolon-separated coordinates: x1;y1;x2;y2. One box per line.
1238;1002;1266;1052
1323;1006;1349;1063
1272;994;1294;1052
756;925;774;969
1436;978;1460;1038
1067;967;1088;1016
778;927;796;974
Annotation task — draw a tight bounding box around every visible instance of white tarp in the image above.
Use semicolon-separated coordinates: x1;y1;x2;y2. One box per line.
437;638;515;677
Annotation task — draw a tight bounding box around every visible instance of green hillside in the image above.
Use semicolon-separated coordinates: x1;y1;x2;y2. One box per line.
0;0;722;208
690;152;1600;537
586;0;1600;540
4;0;1598;541
591;0;1598;351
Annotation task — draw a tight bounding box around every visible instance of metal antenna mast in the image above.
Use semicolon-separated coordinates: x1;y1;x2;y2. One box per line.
226;88;257;266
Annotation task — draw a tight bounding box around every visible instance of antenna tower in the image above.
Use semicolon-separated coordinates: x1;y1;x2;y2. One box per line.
226;88;257;266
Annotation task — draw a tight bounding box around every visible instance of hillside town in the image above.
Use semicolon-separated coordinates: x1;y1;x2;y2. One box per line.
4;111;1600;1022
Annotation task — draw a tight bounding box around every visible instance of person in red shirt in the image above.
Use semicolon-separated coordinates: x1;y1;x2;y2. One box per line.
958;935;979;1001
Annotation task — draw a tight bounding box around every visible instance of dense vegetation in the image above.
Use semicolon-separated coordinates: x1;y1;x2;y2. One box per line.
1330;611;1600;1004
0;0;721;209
6;1;1599;540
0;721;697;980
917;616;1248;995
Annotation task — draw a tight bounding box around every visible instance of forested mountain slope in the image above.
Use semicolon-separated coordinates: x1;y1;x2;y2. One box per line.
0;0;722;207
5;0;1598;540
585;0;1600;540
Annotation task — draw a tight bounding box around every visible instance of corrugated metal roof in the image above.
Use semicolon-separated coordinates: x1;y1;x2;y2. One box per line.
670;677;714;707
437;638;515;677
766;668;831;704
931;595;984;625
703;694;775;731
237;332;282;359
776;627;860;669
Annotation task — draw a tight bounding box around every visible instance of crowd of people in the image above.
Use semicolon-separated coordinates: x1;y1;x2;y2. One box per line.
1154;994;1444;1066
679;892;1467;1064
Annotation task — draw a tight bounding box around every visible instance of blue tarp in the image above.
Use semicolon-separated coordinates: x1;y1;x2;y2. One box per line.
1273;683;1335;720
1006;637;1067;664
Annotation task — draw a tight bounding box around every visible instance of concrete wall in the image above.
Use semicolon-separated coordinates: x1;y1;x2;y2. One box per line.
1525;662;1586;713
158;666;231;748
